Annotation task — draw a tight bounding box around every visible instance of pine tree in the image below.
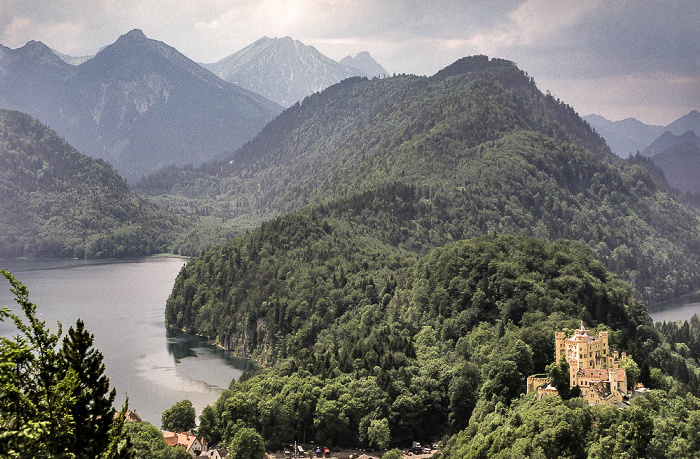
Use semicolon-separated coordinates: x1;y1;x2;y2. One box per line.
62;318;117;458
0;269;78;457
102;400;135;459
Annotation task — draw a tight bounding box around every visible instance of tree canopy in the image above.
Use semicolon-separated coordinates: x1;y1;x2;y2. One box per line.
161;400;196;433
0;269;130;458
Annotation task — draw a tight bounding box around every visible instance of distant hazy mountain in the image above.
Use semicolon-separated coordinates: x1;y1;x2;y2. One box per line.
340;51;387;78
665;109;700;135
0;29;281;181
582;114;663;157
203;37;383;107
651;142;700;194
641;130;700;194
0;40;72;115
584;110;700;158
643;130;700;156
0;109;181;258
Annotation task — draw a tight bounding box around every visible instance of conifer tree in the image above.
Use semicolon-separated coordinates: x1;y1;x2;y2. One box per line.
0;269;78;457
1;270;129;458
62;318;117;458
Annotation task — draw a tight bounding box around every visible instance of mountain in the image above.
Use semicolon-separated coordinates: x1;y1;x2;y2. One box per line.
642;130;700;194
140;55;700;303
583;113;663;157
159;54;700;455
0;109;182;258
665;109;700;135
0;40;73;116
0;30;282;181
643;130;700;156
584;110;700;158
340;51;387;77
203;36;370;107
647;132;700;194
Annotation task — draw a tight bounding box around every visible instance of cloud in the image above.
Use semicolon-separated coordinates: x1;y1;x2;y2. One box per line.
465;0;602;53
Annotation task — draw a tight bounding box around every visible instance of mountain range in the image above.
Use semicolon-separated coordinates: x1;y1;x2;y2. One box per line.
585;110;700;194
584;110;700;157
643;130;700;157
159;55;700;455
2;28;700;456
0;29;282;182
203;36;387;107
140;55;700;304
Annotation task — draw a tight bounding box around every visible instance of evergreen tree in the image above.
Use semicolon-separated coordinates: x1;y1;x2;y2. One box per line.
0;269;78;457
547;356;573;399
1;270;130;458
102;400;135;459
62;319;117;458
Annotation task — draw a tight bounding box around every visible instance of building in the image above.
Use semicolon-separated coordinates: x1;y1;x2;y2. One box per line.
113;409;142;423
164;431;208;457
528;324;630;406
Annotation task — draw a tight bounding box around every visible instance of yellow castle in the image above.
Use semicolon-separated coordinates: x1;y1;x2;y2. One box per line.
528;324;629;406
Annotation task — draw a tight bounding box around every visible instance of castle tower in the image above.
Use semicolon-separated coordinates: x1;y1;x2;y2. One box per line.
555;332;566;363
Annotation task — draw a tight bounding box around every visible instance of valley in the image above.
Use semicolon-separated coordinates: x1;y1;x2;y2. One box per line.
1;19;700;458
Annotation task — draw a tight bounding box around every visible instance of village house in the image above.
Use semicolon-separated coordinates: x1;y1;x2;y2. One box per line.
113;409;142;423
527;324;631;406
163;430;208;457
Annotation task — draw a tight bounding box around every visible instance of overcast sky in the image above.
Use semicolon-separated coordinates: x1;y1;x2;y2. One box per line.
1;0;698;125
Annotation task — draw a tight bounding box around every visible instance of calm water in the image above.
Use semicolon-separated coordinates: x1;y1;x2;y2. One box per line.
649;293;700;323
0;257;256;425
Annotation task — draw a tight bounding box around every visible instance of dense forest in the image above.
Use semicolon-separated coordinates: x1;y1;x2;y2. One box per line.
142;56;700;303
0;110;184;258
167;231;700;455
162;56;700;452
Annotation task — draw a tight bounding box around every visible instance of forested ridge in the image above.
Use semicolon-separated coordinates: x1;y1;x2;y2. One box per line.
0;109;184;258
168;231;700;455
142;56;700;303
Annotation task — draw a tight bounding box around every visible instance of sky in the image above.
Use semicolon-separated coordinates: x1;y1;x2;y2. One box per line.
1;0;698;126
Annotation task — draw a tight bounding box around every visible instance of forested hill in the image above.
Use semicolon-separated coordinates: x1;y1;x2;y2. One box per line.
0;110;182;258
144;55;700;302
167;228;700;453
141;55;612;211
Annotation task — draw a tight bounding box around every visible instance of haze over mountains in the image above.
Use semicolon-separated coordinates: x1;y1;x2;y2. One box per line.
0;29;281;181
585;110;700;194
584;110;700;157
3;25;700;456
203;36;387;107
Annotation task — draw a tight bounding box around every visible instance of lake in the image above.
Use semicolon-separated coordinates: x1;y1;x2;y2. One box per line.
0;257;256;426
649;292;700;323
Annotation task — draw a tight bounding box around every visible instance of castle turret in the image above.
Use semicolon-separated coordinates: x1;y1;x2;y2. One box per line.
555;332;566;363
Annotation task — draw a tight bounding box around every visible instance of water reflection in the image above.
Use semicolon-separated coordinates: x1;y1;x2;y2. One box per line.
0;257;258;424
166;328;259;373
